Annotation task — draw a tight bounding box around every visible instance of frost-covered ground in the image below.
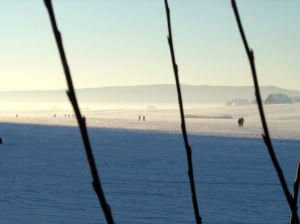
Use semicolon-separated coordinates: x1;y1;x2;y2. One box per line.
1;103;299;139
0;104;299;223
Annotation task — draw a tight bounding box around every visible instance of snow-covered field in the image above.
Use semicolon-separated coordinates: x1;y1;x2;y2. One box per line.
0;103;299;223
1;103;299;139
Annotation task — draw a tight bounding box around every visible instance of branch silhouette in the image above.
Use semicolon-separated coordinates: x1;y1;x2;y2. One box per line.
164;1;202;223
43;1;114;223
291;160;300;224
231;1;299;223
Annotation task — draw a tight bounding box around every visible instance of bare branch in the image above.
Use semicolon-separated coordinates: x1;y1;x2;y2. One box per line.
164;1;202;223
291;160;300;224
43;1;114;223
231;1;299;223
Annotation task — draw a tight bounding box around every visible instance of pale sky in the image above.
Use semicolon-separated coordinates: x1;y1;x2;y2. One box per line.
0;1;299;91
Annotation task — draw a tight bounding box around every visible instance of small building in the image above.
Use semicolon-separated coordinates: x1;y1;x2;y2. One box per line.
292;96;300;103
265;93;292;104
230;99;249;106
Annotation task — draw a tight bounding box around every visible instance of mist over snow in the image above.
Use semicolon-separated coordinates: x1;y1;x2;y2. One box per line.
1;85;299;111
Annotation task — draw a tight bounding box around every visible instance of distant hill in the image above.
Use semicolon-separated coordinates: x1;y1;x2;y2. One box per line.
1;85;299;108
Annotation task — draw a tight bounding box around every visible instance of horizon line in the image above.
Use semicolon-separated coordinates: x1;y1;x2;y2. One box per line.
1;84;299;93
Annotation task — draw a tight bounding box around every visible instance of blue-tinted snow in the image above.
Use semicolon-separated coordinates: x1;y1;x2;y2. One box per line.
0;122;299;224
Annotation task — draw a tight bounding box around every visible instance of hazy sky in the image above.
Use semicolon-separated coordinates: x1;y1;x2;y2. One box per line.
0;1;299;91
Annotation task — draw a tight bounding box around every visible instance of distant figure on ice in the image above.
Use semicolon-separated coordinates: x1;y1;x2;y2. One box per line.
16;114;18;118
0;138;2;144
143;116;145;121
138;116;141;121
238;117;245;127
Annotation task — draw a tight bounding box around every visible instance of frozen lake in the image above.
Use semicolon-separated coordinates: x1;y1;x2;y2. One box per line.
0;104;299;223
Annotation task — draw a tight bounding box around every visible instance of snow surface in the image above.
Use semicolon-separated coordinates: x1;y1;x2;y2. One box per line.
0;103;299;223
1;103;299;139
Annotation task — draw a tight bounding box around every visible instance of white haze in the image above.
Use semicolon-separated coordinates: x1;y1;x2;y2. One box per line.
1;85;299;112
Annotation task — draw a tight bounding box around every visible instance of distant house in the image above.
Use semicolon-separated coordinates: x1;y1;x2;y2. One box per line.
265;93;292;104
292;96;300;103
230;99;249;106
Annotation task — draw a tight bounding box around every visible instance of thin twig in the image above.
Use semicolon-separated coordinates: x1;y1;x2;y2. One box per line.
291;160;300;224
164;1;202;223
231;1;299;223
43;1;114;223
